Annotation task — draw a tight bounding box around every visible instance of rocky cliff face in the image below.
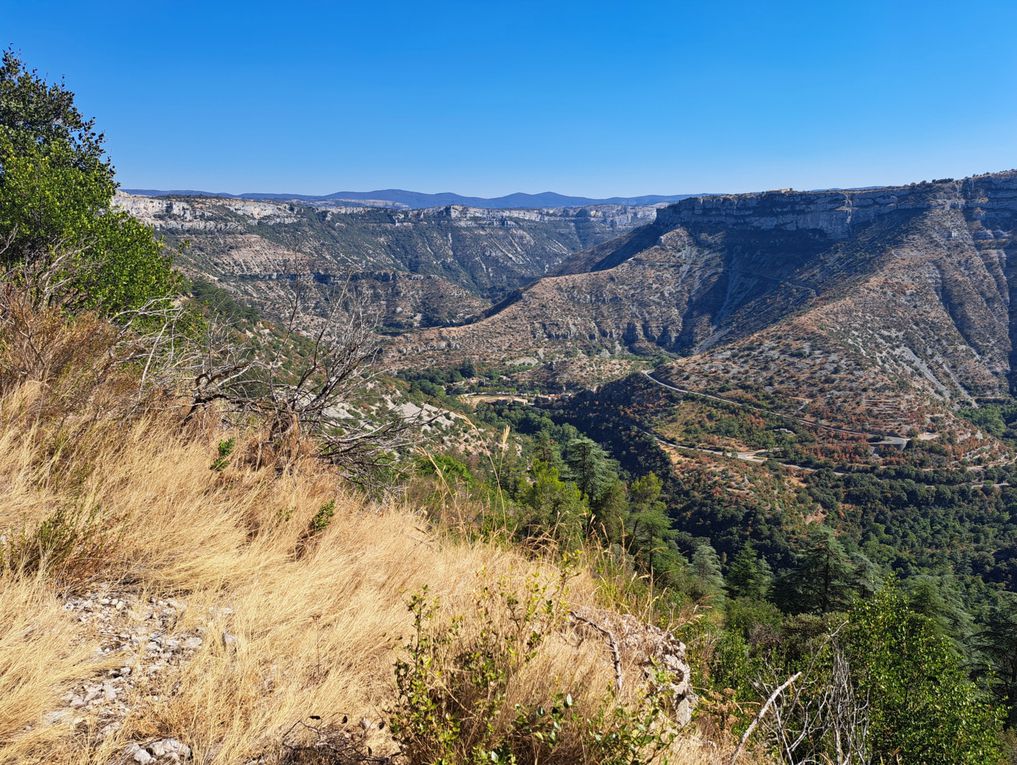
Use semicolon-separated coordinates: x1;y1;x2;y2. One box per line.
118;193;658;328
392;171;1017;434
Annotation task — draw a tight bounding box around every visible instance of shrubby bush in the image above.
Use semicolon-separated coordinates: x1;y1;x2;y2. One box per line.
390;579;680;765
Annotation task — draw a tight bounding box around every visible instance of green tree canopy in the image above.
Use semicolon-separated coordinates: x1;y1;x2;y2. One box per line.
848;583;1003;763
726;541;773;600
519;460;589;550
626;472;687;585
779;525;857;614
563;435;616;504
592;478;627;543
0;50;179;312
0;49;105;171
690;540;726;603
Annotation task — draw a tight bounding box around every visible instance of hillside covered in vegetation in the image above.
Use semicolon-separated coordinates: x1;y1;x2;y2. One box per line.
1;50;1014;765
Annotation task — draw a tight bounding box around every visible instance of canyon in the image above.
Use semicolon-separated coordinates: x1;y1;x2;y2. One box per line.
118;192;659;328
393;171;1017;436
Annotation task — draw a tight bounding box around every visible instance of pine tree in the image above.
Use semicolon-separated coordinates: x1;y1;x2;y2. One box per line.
592;478;628;544
626;472;686;586
562;436;615;504
726;541;773;600
691;541;726;603
780;525;856;613
978;594;1017;728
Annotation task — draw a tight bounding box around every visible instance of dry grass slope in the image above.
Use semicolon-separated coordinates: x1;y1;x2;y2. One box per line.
0;306;742;764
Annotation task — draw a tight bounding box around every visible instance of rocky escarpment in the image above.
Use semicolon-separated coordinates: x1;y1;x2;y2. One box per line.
118;193;659;328
392;171;1017;435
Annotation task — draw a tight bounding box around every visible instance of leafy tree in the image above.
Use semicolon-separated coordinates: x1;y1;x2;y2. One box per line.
958;403;1007;437
417;453;474;488
0;49;104;171
847;583;1003;763
518;460;589;550
0;50;178;312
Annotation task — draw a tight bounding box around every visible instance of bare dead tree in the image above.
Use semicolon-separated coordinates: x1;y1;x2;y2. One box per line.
0;243;187;413
730;672;801;765
0;230;108;315
1;240;419;484
827;645;870;765
181;315;257;421
751;632;871;765
184;278;421;484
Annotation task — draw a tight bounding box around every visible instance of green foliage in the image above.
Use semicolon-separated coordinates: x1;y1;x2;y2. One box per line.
591;479;628;543
0;49;104;172
399;362;485;399
580;677;677;765
417;453;475;488
1;503;102;576
410;380;1017;736
977;594;1017;728
390;580;678;765
726;541;773;600
690;542;726;603
847;584;1004;763
562;436;615;504
309;500;336;533
708;628;756;696
517;460;589;550
189;277;261;325
0;51;179;313
626;473;687;587
390;579;563;765
957;400;1017;440
777;526;858;614
209;438;236;472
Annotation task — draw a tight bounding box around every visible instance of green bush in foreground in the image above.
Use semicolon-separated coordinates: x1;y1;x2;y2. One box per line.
847;585;1004;764
390;580;678;765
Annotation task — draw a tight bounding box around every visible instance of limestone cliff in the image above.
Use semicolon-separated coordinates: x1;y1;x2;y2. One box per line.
392;171;1017;434
118;193;659;328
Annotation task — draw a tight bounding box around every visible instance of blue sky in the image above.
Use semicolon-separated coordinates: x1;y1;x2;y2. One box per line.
4;0;1016;197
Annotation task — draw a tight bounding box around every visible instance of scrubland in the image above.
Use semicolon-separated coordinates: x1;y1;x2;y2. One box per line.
0;304;739;764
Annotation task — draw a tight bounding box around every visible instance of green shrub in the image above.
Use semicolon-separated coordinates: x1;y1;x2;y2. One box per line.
0;51;180;313
210;438;236;471
389;579;678;765
308;500;336;533
847;584;1004;764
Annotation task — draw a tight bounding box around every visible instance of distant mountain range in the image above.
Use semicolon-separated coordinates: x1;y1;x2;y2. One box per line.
121;188;696;210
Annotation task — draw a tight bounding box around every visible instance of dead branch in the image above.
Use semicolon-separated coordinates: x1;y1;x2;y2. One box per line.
730;672;801;765
570;611;624;694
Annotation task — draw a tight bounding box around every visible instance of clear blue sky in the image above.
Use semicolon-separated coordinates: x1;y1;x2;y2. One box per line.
4;0;1016;197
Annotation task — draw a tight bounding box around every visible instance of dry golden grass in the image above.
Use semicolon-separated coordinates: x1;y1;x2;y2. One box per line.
0;575;100;765
0;306;750;764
